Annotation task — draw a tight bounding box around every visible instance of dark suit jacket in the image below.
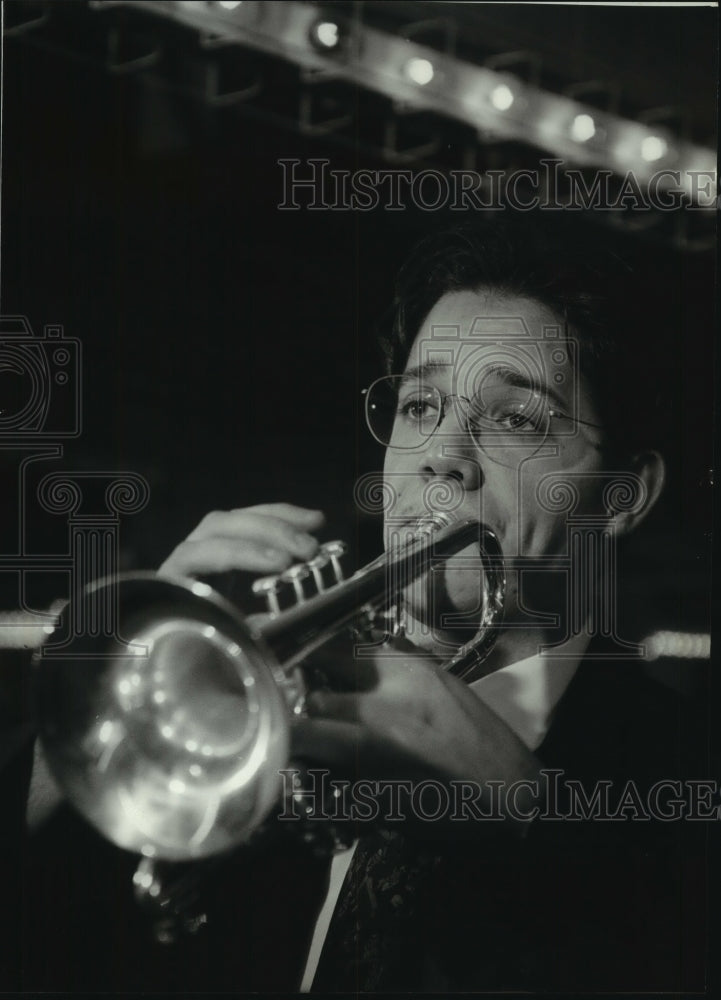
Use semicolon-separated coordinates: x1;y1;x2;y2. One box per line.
314;652;710;993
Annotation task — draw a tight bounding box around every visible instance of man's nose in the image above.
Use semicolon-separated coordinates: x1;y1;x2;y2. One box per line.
416;404;482;489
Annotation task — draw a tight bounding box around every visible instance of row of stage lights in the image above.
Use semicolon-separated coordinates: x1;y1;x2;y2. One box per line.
302;10;680;167
397;56;646;154
88;0;714;200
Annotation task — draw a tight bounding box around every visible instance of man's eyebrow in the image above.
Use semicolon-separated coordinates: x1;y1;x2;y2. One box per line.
400;361;449;381
483;364;569;412
402;361;569;411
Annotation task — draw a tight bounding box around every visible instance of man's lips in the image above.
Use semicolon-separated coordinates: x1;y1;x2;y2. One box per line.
384;516;454;552
389;512;459;531
382;516;490;578
383;514;510;578
385;511;491;543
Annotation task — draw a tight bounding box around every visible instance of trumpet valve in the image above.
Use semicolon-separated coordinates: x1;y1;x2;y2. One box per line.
281;563;311;603
321;540;348;583
307;551;330;592
251;575;283;616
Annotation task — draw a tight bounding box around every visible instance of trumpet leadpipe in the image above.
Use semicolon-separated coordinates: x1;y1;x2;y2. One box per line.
259;516;486;667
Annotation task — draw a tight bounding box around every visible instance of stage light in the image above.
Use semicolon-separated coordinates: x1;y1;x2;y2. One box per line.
645;630;711;660
217;1;242;9
315;20;339;49
98;721;115;744
570;113;596;142
490;83;514;111
405;57;434;86
309;18;342;52
640;135;668;162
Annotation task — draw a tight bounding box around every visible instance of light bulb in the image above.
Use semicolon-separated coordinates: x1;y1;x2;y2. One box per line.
490;84;514;111
405;57;434;86
570;113;596;142
640;135;668;162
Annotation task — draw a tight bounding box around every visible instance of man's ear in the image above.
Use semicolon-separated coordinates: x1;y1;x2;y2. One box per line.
614;450;666;537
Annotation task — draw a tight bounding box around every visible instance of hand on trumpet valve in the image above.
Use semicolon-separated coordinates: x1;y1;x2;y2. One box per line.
159;503;326;582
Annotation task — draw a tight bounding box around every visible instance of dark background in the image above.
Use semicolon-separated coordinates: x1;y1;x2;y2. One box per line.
0;1;716;640
0;3;718;997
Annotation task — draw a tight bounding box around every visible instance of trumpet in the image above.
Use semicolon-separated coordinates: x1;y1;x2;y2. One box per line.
35;515;504;867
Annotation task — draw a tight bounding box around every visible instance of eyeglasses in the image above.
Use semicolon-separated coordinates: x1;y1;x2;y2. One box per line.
362;373;603;464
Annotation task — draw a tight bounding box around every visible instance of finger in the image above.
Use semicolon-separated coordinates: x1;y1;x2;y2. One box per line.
303;646;379;691
244;612;272;632
305;689;429;750
292;716;365;772
187;510;321;561
306;689;364;724
245;503;325;531
293;717;418;782
158;536;294;578
309;642;436;693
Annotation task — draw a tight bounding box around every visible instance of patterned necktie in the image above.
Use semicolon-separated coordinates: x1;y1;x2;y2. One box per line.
311;827;440;992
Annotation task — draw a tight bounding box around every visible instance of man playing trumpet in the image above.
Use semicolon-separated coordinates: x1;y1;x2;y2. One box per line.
156;218;702;993
18;217;708;994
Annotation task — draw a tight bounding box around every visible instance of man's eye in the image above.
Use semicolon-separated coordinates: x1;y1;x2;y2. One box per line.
476;403;544;433
471;387;547;434
397;397;438;422
500;410;533;430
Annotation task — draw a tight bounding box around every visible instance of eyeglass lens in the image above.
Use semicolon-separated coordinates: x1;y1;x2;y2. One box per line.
365;374;553;461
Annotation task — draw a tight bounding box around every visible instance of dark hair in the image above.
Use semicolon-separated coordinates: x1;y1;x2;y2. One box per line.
382;215;677;463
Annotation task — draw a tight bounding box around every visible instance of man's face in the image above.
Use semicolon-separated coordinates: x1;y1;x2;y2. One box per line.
381;288;608;653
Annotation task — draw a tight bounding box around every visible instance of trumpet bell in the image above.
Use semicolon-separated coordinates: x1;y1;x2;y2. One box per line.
37;573;292;860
